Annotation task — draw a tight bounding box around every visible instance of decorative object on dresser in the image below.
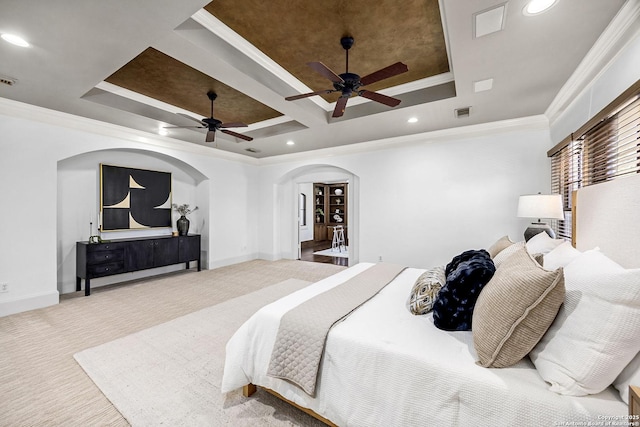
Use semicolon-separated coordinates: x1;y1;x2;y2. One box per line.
517;193;564;241
76;235;201;296
100;164;172;231
172;203;198;236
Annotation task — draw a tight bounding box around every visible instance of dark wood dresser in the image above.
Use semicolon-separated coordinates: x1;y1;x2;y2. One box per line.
76;234;201;296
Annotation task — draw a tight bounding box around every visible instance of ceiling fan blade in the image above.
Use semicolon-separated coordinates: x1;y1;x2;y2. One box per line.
177;113;207;126
205;130;215;143
307;62;345;83
220;122;248;128
359;62;409;86
358;90;402;107
221;129;253;142
285;89;336;101
164;125;206;129
332;96;349;118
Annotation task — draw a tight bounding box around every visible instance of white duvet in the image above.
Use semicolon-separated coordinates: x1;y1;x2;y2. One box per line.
221;263;627;426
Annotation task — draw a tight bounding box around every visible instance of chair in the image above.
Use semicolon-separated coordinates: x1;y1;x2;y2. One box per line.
331;225;346;252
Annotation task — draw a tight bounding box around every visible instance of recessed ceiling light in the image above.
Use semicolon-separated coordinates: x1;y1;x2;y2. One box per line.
407;117;418;123
1;33;30;47
523;0;558;16
286;140;295;146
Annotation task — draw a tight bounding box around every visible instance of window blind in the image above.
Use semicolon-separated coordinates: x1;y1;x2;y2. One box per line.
548;83;640;241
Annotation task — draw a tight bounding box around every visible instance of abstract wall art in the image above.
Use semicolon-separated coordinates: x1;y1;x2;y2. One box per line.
100;164;172;231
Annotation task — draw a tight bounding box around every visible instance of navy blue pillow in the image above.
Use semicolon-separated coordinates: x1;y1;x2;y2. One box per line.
432;249;496;331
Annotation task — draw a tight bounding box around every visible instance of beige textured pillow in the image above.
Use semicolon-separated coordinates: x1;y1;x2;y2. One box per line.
487;235;515;258
492;240;525;268
473;247;565;368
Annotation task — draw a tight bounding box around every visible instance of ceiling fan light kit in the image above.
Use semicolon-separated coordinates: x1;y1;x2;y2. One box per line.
165;90;253;143
285;36;408;118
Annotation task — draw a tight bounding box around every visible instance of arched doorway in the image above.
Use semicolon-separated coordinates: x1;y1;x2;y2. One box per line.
275;164;360;266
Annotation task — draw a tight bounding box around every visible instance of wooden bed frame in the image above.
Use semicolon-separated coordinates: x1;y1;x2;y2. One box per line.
242;174;640;424
243;383;337;426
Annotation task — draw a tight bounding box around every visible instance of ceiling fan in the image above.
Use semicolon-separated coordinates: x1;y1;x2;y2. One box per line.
285;36;409;118
166;91;253;143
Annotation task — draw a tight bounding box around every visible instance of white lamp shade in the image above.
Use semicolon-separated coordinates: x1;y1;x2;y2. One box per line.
517;194;564;219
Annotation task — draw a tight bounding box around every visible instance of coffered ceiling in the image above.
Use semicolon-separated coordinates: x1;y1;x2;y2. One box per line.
0;0;628;158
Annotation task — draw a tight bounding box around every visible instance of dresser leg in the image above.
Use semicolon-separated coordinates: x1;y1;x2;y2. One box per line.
76;277;81;292
85;278;91;296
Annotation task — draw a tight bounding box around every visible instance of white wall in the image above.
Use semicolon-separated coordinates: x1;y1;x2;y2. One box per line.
0;107;259;316
257;123;553;269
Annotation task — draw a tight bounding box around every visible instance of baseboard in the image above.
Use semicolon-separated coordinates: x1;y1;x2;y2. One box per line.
208;253;260;269
0;290;59;317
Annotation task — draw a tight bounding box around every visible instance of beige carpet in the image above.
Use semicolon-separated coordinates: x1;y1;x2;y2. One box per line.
0;259;345;426
74;278;324;426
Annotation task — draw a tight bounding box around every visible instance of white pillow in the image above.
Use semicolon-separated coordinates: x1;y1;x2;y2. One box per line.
526;231;564;255
529;249;640;396
613;352;640;404
542;241;582;271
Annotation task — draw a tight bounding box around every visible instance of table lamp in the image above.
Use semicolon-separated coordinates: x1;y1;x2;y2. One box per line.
517;193;564;241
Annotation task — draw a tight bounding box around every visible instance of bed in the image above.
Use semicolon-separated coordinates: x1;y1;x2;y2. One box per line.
221;175;640;426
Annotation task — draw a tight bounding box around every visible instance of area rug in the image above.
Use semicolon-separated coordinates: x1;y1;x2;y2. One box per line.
74;278;326;426
312;247;349;258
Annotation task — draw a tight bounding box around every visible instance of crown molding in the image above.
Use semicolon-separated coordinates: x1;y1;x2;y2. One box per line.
257;115;549;166
0;96;260;165
1;96;548;168
545;0;640;124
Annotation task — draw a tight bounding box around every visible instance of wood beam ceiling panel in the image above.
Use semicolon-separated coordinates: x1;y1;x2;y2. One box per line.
204;0;449;103
105;47;282;124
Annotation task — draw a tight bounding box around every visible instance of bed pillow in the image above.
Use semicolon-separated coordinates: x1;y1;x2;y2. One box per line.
525;231;564;255
407;265;446;315
542;241;582;271
432;250;495;331
492;241;525;268
613;352;640;404
473;247;565;368
529;249;640;396
487;235;515;258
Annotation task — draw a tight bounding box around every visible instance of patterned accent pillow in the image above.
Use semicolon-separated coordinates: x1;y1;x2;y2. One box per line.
407;266;446;315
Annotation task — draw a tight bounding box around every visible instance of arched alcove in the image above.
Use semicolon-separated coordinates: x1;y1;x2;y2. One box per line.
274;164;360;264
56;148;210;294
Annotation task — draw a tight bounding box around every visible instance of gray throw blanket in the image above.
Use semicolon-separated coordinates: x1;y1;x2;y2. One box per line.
267;262;406;396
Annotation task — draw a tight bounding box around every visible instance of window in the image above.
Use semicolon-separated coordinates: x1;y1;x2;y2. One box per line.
299;193;307;226
548;80;640;241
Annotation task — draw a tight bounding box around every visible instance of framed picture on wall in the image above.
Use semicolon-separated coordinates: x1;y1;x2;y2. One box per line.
100;164;172;231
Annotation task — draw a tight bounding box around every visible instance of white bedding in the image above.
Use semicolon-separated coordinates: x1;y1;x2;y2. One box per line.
221;263;627;426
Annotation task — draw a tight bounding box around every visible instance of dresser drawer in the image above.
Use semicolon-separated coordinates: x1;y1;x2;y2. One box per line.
88;242;125;252
87;262;125;277
87;250;124;265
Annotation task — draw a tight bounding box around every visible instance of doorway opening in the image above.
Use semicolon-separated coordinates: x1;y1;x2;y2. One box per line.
300;181;349;266
276;164;358;267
